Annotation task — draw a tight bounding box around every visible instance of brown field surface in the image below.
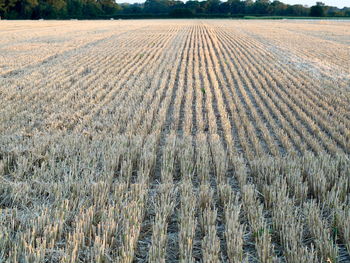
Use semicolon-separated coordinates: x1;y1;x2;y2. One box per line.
0;20;350;262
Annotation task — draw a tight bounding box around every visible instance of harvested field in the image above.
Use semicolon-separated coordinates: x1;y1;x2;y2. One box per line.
0;20;350;262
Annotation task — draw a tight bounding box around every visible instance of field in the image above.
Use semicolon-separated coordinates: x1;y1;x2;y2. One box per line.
0;19;350;263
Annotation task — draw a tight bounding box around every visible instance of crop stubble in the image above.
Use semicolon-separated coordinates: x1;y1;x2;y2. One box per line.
0;20;349;262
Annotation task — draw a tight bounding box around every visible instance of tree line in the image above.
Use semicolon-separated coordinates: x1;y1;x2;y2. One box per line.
0;0;349;19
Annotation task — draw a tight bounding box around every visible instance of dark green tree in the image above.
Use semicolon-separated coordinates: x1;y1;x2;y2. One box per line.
287;4;308;16
82;0;102;18
10;0;39;18
0;0;5;16
98;0;121;15
227;0;245;15
269;0;287;15
67;0;83;17
310;1;325;17
120;3;143;14
252;0;271;15
144;0;170;14
0;0;349;19
169;7;193;17
185;0;202;14
204;0;221;14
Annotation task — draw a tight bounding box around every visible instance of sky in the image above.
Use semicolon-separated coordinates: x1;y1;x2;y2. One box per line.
115;0;349;8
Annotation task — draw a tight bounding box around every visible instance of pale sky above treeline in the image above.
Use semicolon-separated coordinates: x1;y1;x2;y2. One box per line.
115;0;349;8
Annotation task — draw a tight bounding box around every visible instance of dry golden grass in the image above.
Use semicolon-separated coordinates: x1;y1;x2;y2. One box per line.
0;20;349;262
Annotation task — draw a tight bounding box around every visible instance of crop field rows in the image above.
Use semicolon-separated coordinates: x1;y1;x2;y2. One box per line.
0;20;349;262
